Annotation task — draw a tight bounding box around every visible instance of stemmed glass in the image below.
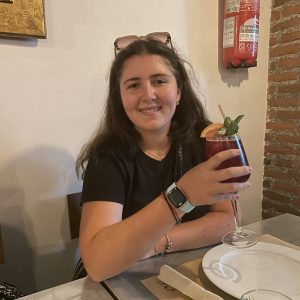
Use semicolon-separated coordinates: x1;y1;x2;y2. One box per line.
206;133;258;248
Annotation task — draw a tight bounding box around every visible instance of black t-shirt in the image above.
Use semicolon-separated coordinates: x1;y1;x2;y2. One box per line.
81;136;209;222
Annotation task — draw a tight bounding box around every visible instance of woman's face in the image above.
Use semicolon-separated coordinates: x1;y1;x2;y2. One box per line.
119;54;181;138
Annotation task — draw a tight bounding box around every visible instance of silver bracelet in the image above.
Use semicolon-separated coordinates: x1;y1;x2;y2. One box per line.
162;234;173;255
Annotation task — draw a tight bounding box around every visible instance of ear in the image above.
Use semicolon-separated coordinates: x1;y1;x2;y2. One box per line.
176;88;181;102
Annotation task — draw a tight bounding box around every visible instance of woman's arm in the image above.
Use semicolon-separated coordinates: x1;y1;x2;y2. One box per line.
80;149;251;282
148;200;235;257
79;193;177;282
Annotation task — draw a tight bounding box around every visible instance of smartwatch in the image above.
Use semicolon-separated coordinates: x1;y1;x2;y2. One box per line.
165;182;194;213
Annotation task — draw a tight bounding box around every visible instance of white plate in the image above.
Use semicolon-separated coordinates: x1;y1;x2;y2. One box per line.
202;242;300;299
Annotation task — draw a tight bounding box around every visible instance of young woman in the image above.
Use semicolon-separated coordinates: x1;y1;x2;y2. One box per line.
75;32;252;282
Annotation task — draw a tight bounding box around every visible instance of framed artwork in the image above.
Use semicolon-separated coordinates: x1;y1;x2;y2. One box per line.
0;0;46;39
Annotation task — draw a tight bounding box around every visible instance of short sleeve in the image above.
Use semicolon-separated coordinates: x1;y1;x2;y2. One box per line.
81;154;129;205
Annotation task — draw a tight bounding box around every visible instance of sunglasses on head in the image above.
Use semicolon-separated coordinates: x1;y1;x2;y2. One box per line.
113;32;173;56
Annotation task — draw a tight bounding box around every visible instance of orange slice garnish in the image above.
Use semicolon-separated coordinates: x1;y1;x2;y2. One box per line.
200;123;223;137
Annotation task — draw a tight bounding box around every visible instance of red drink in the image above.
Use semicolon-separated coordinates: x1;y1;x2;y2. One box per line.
206;134;250;183
205;131;257;248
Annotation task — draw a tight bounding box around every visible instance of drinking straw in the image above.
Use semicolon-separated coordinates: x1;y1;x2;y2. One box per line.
218;104;226;120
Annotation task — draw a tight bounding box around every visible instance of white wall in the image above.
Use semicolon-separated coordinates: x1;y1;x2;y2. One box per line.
0;0;271;294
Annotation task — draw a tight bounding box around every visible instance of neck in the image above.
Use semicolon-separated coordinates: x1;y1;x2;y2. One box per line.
140;132;170;161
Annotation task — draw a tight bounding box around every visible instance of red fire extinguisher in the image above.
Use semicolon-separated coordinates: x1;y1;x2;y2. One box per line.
222;0;260;68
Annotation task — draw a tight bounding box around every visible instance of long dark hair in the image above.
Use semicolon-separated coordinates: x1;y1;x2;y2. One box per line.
76;38;210;178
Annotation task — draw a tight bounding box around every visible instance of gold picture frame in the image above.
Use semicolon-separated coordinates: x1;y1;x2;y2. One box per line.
0;0;46;39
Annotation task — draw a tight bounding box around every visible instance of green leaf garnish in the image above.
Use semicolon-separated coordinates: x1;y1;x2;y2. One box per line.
217;114;244;136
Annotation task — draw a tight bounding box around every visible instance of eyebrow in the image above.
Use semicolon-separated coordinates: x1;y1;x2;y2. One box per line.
122;73;172;85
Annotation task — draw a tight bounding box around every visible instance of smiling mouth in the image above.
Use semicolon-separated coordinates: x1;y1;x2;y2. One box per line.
139;106;161;113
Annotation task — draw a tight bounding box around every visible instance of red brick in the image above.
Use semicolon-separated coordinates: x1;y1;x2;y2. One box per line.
274;110;300;120
267;110;277;118
266;109;273;117
269;60;278;70
264;132;274;142
268;71;298;82
265;131;300;146
270;44;300;57
268;98;300;107
264;145;295;155
269;36;278;47
263;178;271;188
273;0;287;8
265;121;298;131
273;182;300;195
291;197;300;207
262;200;292;214
263;190;290;202
283;4;300;17
271;18;300;33
265;155;296;168
278;56;300;68
271;10;281;21
262;199;277;211
264;168;295;180
282;31;300;43
278;83;300;94
267;85;276;96
275;134;300;144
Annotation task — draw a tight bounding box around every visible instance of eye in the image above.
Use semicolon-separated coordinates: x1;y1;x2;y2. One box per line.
153;78;167;85
126;82;140;89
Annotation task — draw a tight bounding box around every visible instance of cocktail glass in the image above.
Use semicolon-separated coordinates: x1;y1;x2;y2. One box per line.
206;133;258;248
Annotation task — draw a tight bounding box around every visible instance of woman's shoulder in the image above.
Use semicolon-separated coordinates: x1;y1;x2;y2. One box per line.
93;138;135;162
85;139;135;180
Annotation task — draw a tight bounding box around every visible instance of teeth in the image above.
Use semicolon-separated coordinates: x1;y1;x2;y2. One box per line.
140;107;159;113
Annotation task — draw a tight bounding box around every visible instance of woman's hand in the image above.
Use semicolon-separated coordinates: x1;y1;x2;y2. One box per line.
177;149;252;206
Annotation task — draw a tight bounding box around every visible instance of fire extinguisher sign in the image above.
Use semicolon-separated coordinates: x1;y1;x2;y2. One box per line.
225;0;240;14
240;18;259;43
223;17;235;48
239;17;259;52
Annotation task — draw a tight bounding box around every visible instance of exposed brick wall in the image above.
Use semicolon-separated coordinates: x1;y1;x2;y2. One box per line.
262;0;300;219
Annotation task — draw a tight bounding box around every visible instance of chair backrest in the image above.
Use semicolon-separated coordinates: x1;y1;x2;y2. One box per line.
67;192;82;239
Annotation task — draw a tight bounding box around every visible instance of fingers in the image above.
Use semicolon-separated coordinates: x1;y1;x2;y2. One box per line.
205;148;252;183
214;192;234;202
216;165;252;183
178;153;252;207
206;149;241;170
214;192;241;203
212;181;251;196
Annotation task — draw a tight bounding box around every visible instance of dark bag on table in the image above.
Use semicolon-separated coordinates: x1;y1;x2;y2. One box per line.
0;281;25;300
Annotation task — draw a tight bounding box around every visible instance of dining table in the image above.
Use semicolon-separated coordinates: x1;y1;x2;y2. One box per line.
19;213;300;299
103;213;300;299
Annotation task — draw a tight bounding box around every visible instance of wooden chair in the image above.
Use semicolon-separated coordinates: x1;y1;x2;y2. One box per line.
67;192;82;239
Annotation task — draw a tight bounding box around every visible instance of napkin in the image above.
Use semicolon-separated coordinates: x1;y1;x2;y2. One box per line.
157;264;224;300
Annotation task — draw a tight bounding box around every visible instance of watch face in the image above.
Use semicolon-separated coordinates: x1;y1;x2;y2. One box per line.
168;187;186;208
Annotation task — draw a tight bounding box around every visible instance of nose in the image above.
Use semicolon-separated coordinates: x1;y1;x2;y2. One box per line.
141;82;156;101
